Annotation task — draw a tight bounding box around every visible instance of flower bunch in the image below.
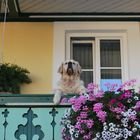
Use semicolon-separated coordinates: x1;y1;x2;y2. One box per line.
61;79;140;140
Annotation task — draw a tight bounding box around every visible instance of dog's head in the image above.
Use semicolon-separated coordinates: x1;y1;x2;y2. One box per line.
58;60;81;80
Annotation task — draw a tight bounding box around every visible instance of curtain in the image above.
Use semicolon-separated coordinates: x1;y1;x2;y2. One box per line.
72;42;93;86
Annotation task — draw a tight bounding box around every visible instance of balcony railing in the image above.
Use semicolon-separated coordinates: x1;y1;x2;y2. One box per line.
0;94;71;140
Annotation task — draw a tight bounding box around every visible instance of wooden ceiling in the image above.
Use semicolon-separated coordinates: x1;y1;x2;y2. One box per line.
1;0;140;21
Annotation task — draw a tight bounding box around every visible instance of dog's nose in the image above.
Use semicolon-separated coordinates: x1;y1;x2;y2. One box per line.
67;62;74;75
68;62;72;69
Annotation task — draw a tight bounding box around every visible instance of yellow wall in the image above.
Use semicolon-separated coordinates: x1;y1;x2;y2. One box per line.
0;22;53;94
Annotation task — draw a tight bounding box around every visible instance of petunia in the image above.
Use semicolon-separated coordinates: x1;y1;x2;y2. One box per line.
93;103;103;112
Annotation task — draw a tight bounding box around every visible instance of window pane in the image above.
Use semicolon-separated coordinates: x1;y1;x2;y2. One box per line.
81;71;93;86
100;40;121;67
101;69;121;79
101;79;122;91
72;43;93;69
101;69;122;91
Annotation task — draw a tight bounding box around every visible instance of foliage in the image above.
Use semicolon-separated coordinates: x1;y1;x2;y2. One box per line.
0;63;31;93
61;79;140;140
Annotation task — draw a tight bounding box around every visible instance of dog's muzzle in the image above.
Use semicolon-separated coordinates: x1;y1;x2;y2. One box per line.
67;62;74;75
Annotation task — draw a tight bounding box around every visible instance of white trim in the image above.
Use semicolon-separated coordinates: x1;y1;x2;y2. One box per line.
92;40;96;83
95;37;126;85
66;33;127;85
30;15;140;18
101;67;122;69
95;37;100;84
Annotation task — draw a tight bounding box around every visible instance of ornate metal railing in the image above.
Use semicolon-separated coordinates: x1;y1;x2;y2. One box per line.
0;94;71;140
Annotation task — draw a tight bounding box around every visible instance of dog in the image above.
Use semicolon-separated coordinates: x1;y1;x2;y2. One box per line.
53;59;86;105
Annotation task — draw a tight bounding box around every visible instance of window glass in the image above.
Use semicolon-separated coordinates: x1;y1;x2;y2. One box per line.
72;41;93;86
100;40;122;90
81;71;93;86
101;69;121;79
72;43;93;69
100;40;121;67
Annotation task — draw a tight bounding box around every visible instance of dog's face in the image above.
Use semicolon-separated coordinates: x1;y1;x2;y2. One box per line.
58;60;81;80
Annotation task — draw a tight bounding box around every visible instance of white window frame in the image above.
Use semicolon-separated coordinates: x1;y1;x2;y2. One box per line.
70;40;95;83
65;32;128;86
96;37;124;85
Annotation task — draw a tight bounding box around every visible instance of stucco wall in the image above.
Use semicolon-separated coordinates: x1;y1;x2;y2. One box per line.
0;22;53;94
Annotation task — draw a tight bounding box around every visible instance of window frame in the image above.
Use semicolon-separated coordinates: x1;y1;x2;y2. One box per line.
66;32;128;86
70;40;95;84
52;22;133;89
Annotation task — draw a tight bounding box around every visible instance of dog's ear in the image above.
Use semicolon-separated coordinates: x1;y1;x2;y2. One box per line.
58;63;63;74
77;62;82;74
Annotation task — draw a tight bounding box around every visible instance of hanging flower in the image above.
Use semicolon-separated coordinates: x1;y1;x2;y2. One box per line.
61;79;140;140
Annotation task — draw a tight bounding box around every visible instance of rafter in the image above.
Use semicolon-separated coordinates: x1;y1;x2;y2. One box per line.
8;0;18;17
0;0;2;12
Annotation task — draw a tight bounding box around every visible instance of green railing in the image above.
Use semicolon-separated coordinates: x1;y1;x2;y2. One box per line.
0;94;71;140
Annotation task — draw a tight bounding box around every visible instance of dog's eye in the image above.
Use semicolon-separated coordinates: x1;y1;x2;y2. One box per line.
65;62;68;65
72;62;75;65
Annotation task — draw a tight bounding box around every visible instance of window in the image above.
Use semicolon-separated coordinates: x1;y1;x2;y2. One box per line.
68;37;123;90
53;23;131;89
70;37;94;86
100;40;122;90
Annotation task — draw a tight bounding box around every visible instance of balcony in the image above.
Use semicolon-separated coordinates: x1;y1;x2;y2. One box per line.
0;94;71;140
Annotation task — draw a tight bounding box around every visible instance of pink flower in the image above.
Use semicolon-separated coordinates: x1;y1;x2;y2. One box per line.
82;105;89;111
73;104;81;111
95;90;104;98
80;112;88;118
118;94;125;100
136;101;140;109
117;102;125;108
87;120;94;128
75;124;81;130
68;97;76;104
120;79;136;90
93;103;103;112
104;83;111;90
60;98;68;104
114;107;124;114
87;83;98;93
119;90;132;100
135;101;140;110
109;99;117;104
138;87;140;94
124;90;132;98
126;79;136;87
96;110;107;122
88;93;95;101
110;83;118;91
78;95;87;104
76;116;81;121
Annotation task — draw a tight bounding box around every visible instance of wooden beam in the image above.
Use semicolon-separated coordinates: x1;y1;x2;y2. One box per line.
7;0;18;17
0;0;2;12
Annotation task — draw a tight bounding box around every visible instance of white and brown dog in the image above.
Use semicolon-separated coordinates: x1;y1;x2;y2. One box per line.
53;60;86;104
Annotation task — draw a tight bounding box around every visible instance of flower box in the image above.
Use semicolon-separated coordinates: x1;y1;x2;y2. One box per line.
61;80;140;140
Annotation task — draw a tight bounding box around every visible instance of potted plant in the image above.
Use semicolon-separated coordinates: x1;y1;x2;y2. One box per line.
0;63;32;94
61;79;140;140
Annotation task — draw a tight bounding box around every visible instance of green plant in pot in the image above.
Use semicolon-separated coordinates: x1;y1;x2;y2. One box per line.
0;63;32;94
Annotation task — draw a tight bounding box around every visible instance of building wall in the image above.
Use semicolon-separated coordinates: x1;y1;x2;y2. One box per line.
0;22;53;94
0;22;140;94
